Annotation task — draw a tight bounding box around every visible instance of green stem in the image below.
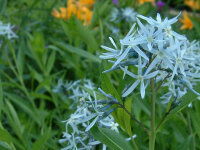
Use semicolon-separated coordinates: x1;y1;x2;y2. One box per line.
131;137;139;150
156;111;170;132
118;103;149;133
149;78;156;150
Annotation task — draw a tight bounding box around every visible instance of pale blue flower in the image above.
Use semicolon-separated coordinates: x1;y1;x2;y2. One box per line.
121;56;159;98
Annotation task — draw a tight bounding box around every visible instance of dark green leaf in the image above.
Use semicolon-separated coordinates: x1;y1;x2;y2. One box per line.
0;80;3;117
31;128;51;150
0;0;7;16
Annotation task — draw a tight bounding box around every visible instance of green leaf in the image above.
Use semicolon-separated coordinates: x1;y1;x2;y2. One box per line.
90;0;110;28
75;19;98;53
52;41;100;63
100;73;121;102
190;111;200;139
4;101;24;142
46;50;56;75
17;40;25;75
0;80;3;117
0;0;7;16
0;128;12;144
124;98;133;136
91;126;133;150
192;18;200;36
100;72;122;124
28;32;45;71
174;135;192;150
60;20;72;44
167;84;200;119
5;93;41;126
0;140;15;150
31;128;51;150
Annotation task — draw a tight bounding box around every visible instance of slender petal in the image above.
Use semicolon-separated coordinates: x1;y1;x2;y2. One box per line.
122;80;140;97
112;46;131;68
140;81;145;99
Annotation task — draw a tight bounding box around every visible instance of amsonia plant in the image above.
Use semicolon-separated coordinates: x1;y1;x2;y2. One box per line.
59;13;200;150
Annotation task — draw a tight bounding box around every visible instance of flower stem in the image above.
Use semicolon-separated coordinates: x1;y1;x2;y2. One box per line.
117;103;149;133
149;78;156;150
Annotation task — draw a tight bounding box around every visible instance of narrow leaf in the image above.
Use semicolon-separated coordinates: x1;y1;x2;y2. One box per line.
90;126;133;150
52;41;100;63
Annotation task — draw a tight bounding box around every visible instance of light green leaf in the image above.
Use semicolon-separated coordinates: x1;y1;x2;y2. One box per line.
46;50;56;75
52;41;100;63
124;98;133;136
91;126;133;150
0;128;12;144
0;140;15;150
100;73;121;102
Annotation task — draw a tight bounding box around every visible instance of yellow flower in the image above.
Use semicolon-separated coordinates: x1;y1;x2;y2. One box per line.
184;0;200;10
138;0;154;5
180;11;193;30
51;0;94;25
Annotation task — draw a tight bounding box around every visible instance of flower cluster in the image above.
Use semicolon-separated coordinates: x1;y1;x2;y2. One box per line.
107;7;138;34
100;13;200;103
110;7;137;23
0;21;17;42
55;80;120;150
51;0;95;25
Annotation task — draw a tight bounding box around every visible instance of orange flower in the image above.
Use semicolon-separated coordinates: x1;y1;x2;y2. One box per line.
51;7;68;20
184;0;200;10
180;11;193;30
60;7;68;20
51;8;61;19
82;7;93;25
66;4;77;19
138;0;154;5
79;0;95;5
51;0;94;25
